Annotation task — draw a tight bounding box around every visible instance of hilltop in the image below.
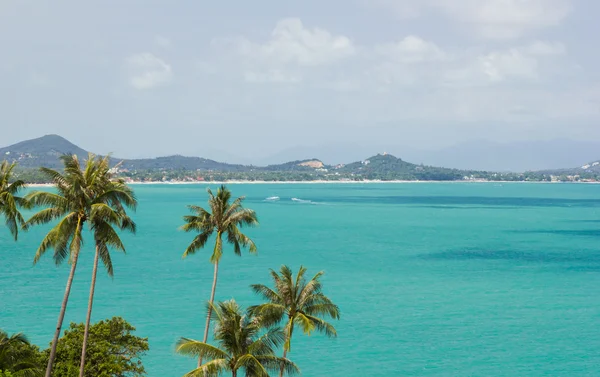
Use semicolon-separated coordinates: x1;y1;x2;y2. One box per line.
0;134;88;168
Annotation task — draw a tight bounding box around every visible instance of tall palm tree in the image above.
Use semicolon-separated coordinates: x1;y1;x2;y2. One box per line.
0;329;42;376
249;266;340;377
78;166;137;377
23;154;135;377
176;300;299;377
0;161;28;240
181;185;258;367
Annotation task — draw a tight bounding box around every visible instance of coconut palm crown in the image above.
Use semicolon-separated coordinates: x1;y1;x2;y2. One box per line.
0;329;42;377
249;266;340;377
176;300;299;377
0;161;28;240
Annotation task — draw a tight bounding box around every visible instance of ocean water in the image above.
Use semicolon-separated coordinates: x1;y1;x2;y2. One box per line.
2;183;600;376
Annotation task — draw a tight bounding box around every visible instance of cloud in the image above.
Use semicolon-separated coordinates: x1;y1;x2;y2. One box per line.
371;37;567;86
126;53;172;90
375;35;446;63
372;0;572;39
478;50;539;81
477;41;566;82
228;18;356;67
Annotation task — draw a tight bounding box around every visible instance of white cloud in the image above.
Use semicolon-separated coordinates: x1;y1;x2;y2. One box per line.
126;53;172;90
478;49;539;81
373;0;572;39
375;35;446;63
232;18;356;67
155;36;171;48
477;41;566;82
371;37;567;86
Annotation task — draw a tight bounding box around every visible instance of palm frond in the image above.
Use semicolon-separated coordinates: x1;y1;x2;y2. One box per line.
32;212;78;265
248;327;285;355
253;355;300;376
234;354;270;377
181;359;228;377
292;312;316;336
96;242;114;277
210;233;223;263
22;207;67;230
249;284;282;304
302;314;337;338
175;338;229;360
303;302;340;320
182;230;213;258
225;208;258;229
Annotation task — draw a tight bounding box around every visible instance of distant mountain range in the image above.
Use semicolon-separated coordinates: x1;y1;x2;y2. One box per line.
0;135;597;181
257;139;600;172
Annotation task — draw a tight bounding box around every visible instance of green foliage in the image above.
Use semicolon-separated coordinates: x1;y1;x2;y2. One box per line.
44;317;148;377
176;300;299;377
249;266;340;355
0;161;28;240
181;185;258;263
0;329;43;377
0;135;88;169
25;153;137;273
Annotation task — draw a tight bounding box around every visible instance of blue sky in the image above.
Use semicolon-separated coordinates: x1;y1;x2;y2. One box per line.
1;0;598;162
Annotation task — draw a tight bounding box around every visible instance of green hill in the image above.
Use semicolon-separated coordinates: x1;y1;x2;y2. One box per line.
335;153;466;180
0;134;89;168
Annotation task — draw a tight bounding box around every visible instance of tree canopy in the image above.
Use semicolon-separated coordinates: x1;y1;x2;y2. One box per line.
45;317;148;377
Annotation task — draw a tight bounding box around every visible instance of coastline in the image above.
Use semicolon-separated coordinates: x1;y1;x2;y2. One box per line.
26;180;599;187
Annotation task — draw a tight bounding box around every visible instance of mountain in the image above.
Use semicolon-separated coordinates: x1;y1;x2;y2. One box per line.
262;159;325;172
255;143;415;166
0;134;89;168
119;156;246;172
0;135;243;172
335;153;468;180
2;135;598;183
537;159;600;176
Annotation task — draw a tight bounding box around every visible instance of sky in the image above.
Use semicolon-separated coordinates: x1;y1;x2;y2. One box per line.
1;0;599;164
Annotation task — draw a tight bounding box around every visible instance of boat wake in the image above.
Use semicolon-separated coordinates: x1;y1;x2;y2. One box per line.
291;198;321;205
265;196;280;202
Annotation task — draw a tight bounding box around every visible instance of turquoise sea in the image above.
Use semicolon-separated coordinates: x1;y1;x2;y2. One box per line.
2;183;600;376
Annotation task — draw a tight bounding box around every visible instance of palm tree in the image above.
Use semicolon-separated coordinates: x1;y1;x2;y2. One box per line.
249;266;340;377
0;329;42;376
0;161;28;240
77;164;137;377
23;153;135;377
181;185;258;367
176;300;299;377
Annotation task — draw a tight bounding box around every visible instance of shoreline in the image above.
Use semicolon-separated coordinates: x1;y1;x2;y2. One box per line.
26;180;600;187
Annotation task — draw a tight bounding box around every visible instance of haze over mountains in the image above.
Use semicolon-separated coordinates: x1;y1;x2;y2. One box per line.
1;134;598;174
258;140;600;172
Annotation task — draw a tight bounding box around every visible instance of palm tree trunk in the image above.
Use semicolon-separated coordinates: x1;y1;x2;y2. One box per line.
199;260;219;368
45;250;81;377
232;370;237;377
78;244;100;377
279;349;288;377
